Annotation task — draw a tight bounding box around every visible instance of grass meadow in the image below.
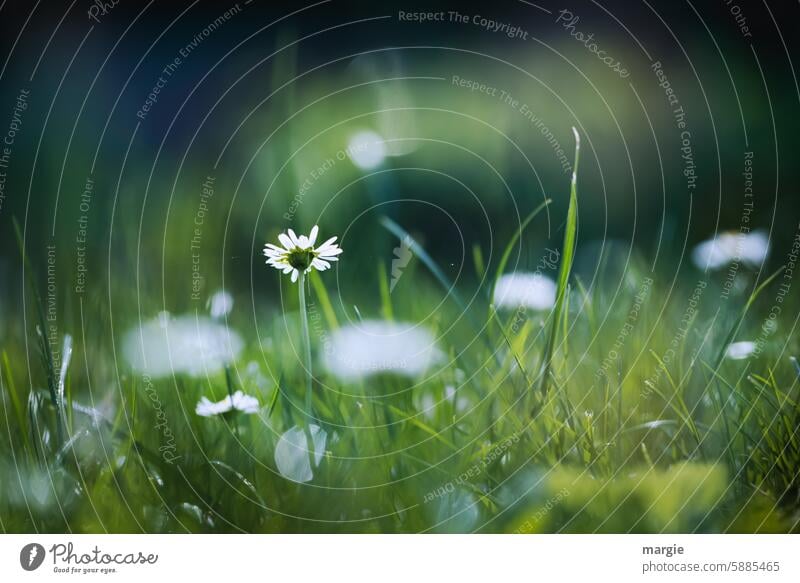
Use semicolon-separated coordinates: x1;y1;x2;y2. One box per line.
1;0;799;537
2;152;799;534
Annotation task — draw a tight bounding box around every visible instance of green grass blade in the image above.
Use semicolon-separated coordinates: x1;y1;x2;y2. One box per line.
377;261;393;321
379;217;489;350
1;352;27;445
714;266;785;367
379;216;467;312
13;218;64;447
472;243;486;280
539;128;580;396
388;405;457;451
309;269;338;329
489;198;552;304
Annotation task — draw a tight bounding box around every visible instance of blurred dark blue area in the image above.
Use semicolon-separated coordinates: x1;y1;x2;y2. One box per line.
0;0;798;301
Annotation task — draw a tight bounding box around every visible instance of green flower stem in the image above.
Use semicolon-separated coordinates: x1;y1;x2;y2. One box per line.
298;271;316;472
298;271;313;419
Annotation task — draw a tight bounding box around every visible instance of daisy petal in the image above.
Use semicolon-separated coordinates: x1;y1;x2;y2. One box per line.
278;233;293;249
317;236;338;250
291;269;299;283
308;225;319;246
287;229;300;246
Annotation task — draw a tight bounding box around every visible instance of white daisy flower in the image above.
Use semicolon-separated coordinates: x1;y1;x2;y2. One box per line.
263;225;342;283
494;272;557;311
195;390;260;417
691;230;769;271
724;341;756;360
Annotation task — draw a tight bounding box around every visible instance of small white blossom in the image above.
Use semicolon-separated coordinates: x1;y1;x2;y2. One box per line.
195;390;260;417
494;272;557;311
691;230;769;271
263;225;342;283
724;341;756;360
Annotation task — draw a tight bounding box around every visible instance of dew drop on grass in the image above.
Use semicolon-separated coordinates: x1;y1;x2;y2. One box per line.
274;424;327;483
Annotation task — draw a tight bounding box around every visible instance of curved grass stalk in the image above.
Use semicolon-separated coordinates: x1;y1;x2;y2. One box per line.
539;128;581;396
489;198;553;307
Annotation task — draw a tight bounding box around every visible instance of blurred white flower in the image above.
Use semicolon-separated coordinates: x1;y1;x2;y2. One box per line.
208;290;233;319
122;315;243;378
347;130;386;169
274;424;327;483
725;341;756;360
157;310;171;328
691;230;769;270
263;225;342;283
244;360;270;392
323;320;443;382
195;390;260;417
494;272;557;311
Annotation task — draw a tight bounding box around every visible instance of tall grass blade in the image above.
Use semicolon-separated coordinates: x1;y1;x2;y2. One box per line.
539;128;580;396
379;216;468;312
489;198;552;304
13;218;64;446
714;266;784;368
377;261;393;321
57;334;73;435
309;269;338;329
1;352;29;450
472;243;486;280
